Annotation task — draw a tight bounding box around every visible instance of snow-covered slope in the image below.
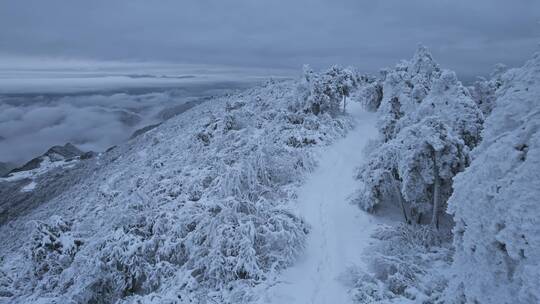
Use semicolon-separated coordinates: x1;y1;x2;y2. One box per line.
257;102;380;304
0;79;354;303
0;143;96;225
3;143;88;182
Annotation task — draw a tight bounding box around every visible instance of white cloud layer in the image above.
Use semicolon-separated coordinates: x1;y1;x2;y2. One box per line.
0;79;258;165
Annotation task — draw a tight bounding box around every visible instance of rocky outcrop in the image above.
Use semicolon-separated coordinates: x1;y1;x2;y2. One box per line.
9;143;86;174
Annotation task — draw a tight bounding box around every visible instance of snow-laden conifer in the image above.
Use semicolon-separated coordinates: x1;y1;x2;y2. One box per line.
354;117;468;225
353;47;482;220
468;63;508;116
446;52;540;304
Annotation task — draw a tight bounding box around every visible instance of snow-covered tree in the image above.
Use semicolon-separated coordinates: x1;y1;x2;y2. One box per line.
353;47;481;224
375;46;483;148
398;118;468;227
468;63;508;116
376;45;442;142
352;75;383;112
354;117;468;227
446;53;540;304
299;65;358;115
408;70;484;148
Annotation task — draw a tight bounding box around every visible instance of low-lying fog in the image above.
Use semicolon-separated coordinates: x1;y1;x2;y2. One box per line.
0;61;293;165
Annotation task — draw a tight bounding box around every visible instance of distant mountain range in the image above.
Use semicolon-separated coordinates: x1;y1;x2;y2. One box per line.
9;143;88;174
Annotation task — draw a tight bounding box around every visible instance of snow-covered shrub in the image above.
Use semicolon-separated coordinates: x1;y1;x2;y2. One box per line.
0;269;14;298
468;63;507;116
24;216;83;293
67;198;308;303
354;80;383;112
351;150;395;213
345;224;452;304
446;53;540;304
341;266;393;303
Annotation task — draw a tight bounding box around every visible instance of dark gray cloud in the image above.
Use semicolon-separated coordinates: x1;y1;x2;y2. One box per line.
1;0;539;79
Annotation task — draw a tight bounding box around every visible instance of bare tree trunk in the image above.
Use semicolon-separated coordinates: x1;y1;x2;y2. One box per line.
386;171;409;224
432;150;440;229
343;95;347;113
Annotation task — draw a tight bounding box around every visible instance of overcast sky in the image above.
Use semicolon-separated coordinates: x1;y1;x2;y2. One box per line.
1;0;539;79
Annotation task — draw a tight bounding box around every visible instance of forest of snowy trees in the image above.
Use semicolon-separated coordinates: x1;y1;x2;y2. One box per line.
345;47;539;303
0;47;538;304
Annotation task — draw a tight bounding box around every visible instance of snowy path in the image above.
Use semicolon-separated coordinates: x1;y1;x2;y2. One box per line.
258;103;380;304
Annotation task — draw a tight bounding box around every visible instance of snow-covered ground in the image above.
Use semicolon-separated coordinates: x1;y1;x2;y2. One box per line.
258;102;380;304
20;181;37;193
2;157;79;183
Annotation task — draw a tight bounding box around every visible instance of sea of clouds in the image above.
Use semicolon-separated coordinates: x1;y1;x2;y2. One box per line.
0;60;291;165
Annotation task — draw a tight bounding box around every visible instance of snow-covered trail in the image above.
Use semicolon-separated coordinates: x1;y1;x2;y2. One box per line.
258;103;380;304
